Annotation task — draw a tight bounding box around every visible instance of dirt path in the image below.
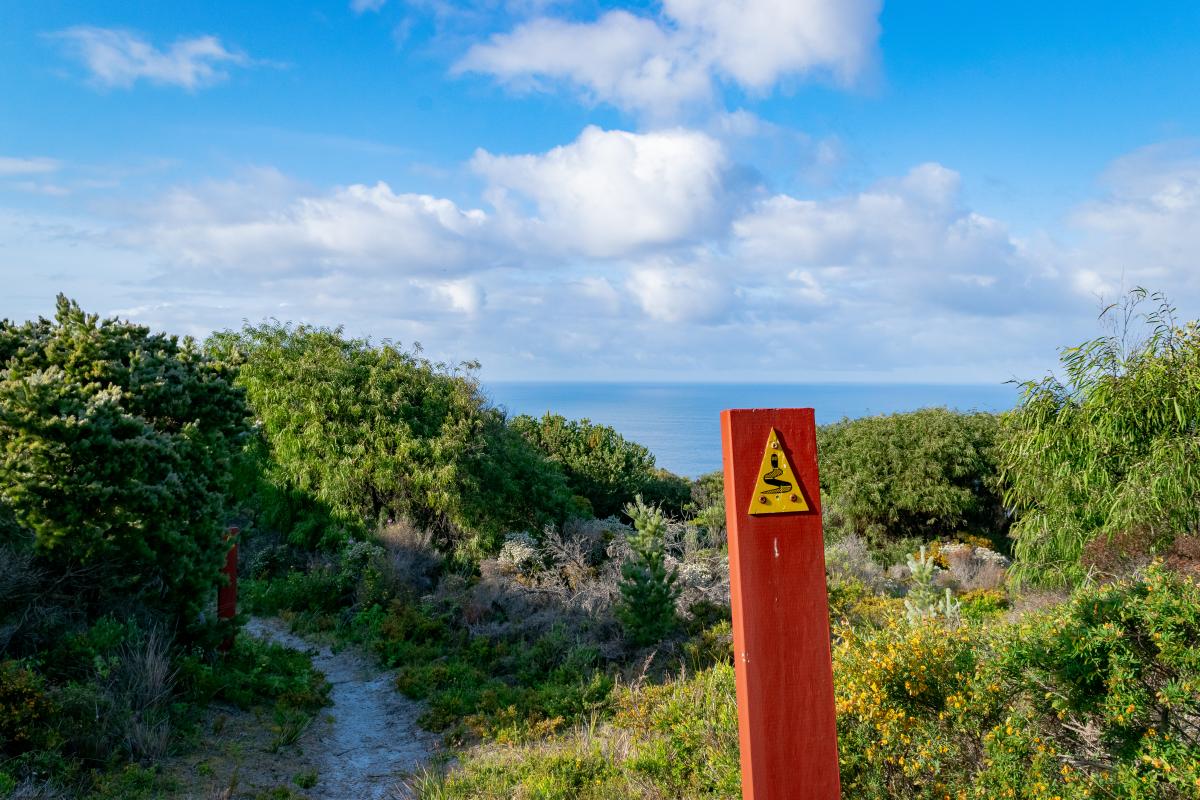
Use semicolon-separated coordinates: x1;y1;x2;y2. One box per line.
243;617;438;799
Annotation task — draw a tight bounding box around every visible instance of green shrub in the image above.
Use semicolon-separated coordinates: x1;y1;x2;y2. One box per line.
86;763;171;799
1001;289;1200;586
177;633;330;713
686;470;727;545
637;468;693;520
0;296;250;632
616;499;680;647
341;598;619;745
208;322;573;559
818;408;1004;546
0;661;58;756
511;412;660;519
957;589;1009;620
903;546;961;624
976;564;1200;798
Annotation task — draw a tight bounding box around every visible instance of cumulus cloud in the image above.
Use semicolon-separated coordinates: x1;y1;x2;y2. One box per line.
117;169;491;276
50;27;251;90
112;126;743;280
731;163;1046;316
96;141;1058;343
663;0;880;88
455;0;880;115
473;125;739;257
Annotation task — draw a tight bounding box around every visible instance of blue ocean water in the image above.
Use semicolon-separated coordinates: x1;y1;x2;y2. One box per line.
484;382;1017;478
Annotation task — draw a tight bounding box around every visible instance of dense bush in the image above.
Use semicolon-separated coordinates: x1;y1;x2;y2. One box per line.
638;468;693;519
978;564;1200;799
0;296;249;631
835;564;1200;799
511;412;661;519
835;613;983;798
818;408;1005;546
1001;290;1200;586
208;322;573;558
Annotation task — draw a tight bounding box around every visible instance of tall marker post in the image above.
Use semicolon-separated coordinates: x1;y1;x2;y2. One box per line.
217;526;239;654
720;408;840;800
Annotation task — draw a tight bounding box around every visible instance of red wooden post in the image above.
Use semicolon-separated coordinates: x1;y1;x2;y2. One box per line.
720;408;840;800
218;526;239;653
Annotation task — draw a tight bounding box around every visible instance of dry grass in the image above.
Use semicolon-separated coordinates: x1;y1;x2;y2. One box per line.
376;520;443;596
939;543;1010;592
825;534;896;594
4;779;68;800
121;627;176;762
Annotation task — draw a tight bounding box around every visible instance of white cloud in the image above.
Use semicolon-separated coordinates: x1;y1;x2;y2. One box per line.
737;164;994;267
351;0;388;12
0;157;61;176
473;125;738;257
626;259;732;323
51;27;250;90
455;12;711;115
420;278;485;315
118;169;491;276
663;0;880;89
1069;141;1200;292
455;0;880;115
731;163;1054;318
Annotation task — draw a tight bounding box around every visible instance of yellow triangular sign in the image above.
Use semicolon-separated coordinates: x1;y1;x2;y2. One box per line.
748;428;810;515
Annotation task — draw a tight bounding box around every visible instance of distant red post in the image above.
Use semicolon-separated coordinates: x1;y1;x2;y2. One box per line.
218;526;239;654
720;409;840;800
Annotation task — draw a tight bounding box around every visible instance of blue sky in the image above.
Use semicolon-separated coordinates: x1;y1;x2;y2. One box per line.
3;1;1200;382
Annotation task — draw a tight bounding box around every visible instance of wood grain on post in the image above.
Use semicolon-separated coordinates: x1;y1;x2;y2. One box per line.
721;408;840;800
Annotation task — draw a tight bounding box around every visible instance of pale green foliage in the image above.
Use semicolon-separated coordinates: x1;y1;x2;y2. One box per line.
903;546;960;624
818;409;1004;545
1000;289;1200;586
207;322;573;557
0;296;249;628
616;498;680;647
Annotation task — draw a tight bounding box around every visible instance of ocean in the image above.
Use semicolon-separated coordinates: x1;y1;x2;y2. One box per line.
484;382;1018;478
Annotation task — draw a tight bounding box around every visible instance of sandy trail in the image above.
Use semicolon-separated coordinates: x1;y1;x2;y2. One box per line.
245;617;437;799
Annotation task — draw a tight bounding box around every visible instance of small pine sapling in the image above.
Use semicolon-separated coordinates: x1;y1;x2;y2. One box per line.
617;497;680;647
904;546;960;624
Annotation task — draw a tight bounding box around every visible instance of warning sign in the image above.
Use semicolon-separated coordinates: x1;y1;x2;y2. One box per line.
748;428;810;515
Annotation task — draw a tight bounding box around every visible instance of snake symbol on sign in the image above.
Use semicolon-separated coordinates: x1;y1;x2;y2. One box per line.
761;453;793;495
748;428;809;515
